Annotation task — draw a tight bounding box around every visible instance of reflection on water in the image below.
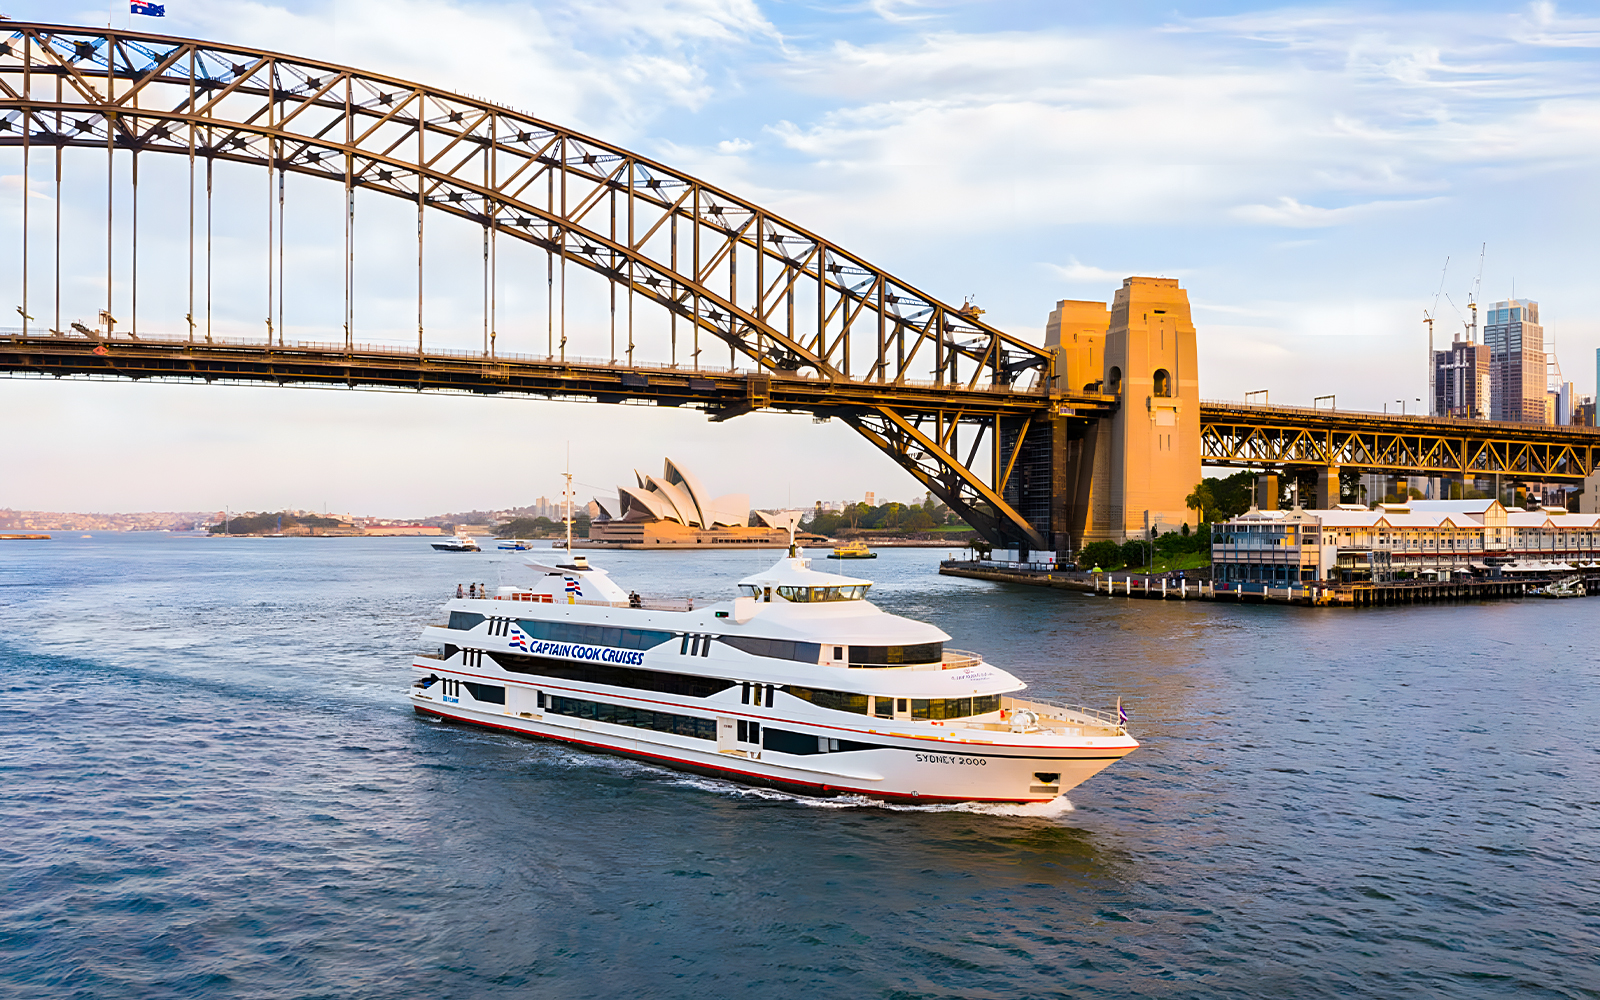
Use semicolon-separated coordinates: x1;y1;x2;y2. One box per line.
1;535;1596;998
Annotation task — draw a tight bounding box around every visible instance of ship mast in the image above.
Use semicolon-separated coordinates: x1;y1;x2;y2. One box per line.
564;444;573;554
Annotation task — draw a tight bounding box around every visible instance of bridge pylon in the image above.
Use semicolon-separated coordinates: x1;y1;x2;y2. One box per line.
1045;278;1202;548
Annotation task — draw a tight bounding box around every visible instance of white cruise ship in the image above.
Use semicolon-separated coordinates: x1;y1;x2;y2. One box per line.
409;549;1137;803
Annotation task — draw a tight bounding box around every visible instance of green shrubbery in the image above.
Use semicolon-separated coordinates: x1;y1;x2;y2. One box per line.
1077;526;1211;570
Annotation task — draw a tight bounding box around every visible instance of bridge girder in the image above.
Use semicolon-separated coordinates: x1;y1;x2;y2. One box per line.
0;22;1112;547
1200;404;1600;481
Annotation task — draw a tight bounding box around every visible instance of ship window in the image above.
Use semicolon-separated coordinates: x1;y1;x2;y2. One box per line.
716;635;823;664
774;585;871;603
783;686;869;715
910;696;1001;720
872;696;892;719
544;695;716;741
738;584;762;598
515;620;676;651
762;727;882;756
449;611;486;631
736;719;761;744
462;682;506;705
847;642;943;667
488;652;736;699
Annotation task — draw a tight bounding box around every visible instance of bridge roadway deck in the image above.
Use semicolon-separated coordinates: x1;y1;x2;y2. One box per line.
0;332;1115;419
5;332;1597;480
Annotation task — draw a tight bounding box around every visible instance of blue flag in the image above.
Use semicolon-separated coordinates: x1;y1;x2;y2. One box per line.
131;0;165;15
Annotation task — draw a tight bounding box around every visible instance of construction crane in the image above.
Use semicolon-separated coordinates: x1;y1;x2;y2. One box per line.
1424;257;1448;417
1466;242;1485;344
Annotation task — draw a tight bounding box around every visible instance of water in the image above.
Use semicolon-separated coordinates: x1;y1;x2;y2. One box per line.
2;534;1597;999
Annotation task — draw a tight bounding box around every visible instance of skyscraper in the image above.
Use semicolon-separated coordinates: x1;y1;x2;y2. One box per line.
1483;299;1546;422
1433;340;1490;418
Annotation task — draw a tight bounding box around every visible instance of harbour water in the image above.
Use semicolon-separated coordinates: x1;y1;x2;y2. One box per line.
2;535;1597;998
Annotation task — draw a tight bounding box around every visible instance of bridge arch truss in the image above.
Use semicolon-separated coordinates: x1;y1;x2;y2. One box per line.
0;22;1113;546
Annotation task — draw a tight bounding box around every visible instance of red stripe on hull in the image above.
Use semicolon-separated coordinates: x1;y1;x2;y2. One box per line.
414;705;1051;804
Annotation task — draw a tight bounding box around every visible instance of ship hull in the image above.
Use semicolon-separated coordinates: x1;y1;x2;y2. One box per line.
411;688;1131;804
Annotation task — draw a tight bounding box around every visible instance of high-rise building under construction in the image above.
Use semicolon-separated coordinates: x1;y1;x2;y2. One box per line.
1433;340;1490;418
1483;299;1546;422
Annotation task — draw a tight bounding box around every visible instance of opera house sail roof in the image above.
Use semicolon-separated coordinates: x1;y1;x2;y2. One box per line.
586;458;787;549
613;458;750;529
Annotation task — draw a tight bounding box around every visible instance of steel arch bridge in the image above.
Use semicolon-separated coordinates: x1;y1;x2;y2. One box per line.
0;21;1115;547
2;23;1596;547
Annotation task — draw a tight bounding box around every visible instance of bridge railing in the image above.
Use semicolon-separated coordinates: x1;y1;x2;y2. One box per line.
2;327;1054;396
1201;398;1600;435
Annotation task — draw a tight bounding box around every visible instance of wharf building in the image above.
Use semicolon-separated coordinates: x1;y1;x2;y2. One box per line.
1210;500;1600;584
584;458;803;549
1484;299;1547;423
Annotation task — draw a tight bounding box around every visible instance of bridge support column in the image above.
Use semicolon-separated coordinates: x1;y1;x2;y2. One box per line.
1317;465;1340;509
1256;473;1279;511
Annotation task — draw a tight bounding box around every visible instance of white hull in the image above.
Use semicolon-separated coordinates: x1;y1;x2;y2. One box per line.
409;662;1132;803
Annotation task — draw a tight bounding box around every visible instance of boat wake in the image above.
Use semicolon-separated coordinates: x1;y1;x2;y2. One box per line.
666;773;1076;818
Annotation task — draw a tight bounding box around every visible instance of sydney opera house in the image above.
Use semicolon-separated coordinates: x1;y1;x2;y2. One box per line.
584;458;807;549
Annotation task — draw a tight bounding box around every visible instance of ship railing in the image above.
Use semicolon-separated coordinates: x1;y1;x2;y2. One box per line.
1003;695;1125;729
941;649;984;669
633;597;701;611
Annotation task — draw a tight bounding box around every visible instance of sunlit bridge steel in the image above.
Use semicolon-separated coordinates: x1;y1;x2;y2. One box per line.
0;21;1119;549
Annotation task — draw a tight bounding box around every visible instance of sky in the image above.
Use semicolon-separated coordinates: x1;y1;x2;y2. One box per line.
2;0;1598;516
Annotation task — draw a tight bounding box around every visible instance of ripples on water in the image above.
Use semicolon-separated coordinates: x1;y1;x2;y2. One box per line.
2;535;1597;998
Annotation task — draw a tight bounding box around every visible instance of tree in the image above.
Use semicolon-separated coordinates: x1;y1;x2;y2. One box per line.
802;511;845;536
1185;480;1217;522
1079;539;1121;570
494;516;559;538
1120;539;1150;568
904;509;935;532
843;502;870;529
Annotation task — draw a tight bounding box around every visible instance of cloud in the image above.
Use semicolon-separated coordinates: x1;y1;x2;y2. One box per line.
165;0;779;136
733;8;1600;240
1231;195;1447;228
1044;257;1122;284
716;137;754;154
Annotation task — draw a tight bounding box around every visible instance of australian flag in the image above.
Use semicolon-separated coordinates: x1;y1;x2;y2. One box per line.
131;0;165;16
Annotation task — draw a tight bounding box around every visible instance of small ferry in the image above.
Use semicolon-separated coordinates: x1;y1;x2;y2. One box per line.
408;542;1137;803
826;540;877;559
432;533;481;552
497;539;534;551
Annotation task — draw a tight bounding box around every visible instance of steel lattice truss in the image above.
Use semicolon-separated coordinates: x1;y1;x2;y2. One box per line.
1201;405;1600;480
0;22;1107;546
